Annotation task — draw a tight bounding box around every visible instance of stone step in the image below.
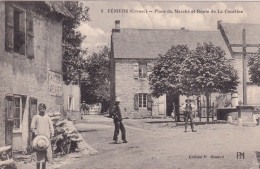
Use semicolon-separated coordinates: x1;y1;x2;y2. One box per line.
242;122;257;127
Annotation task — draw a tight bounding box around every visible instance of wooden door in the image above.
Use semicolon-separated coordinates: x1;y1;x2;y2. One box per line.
5;96;13;146
28;97;37;153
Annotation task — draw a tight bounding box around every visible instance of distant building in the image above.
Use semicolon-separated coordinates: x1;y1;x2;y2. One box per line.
64;84;81;121
0;1;72;152
110;20;232;118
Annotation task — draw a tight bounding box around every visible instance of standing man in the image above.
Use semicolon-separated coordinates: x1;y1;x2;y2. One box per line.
181;97;197;132
81;101;87;115
31;103;54;169
112;97;127;144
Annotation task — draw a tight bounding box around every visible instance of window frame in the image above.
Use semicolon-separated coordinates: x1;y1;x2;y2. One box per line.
5;3;34;58
13;6;26;55
138;63;147;79
68;96;74;111
138;93;147;109
13;95;22;133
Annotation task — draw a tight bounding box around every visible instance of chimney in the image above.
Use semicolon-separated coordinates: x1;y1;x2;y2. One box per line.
181;27;185;30
115;20;120;29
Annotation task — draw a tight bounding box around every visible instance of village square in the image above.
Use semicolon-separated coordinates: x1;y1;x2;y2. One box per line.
0;1;260;169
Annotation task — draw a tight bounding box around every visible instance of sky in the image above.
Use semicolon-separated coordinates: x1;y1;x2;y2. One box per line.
77;1;260;53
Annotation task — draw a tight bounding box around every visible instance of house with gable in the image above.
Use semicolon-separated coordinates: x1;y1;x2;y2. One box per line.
0;1;72;153
110;20;232;119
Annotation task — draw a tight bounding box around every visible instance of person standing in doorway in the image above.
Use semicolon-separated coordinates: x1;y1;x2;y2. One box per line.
181;97;197;132
112;97;127;144
31;103;54;169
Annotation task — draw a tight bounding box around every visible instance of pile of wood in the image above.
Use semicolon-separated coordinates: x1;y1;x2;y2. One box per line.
48;112;97;155
0;146;17;169
48;112;82;154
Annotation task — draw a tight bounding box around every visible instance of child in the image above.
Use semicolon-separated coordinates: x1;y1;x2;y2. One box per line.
31;103;54;169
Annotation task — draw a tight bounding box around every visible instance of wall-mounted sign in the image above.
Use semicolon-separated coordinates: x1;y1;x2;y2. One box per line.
48;71;62;96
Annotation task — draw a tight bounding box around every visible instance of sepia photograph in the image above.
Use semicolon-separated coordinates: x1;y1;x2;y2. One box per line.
0;0;260;168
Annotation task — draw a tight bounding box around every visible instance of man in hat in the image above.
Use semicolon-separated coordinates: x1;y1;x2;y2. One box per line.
31;103;54;169
181;97;197;132
112;97;127;144
81;101;89;115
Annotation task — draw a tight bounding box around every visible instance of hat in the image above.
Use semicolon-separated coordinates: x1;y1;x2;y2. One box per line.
33;136;50;151
38;103;46;111
185;97;194;102
115;97;121;102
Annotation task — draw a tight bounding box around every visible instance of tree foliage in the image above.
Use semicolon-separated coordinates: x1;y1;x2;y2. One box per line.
181;42;239;96
149;42;239;98
62;2;90;84
248;53;260;85
149;45;190;98
81;46;110;113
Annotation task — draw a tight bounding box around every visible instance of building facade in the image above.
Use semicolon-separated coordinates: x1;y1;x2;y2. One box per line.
63;84;81;121
0;1;71;152
110;20;233;118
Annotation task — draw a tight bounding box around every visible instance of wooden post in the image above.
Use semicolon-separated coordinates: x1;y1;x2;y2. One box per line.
258;48;260;86
206;93;210;123
242;29;247;105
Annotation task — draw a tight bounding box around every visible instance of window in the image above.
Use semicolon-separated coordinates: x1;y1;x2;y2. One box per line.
5;95;26;132
13;96;22;131
5;4;34;58
139;63;147;78
138;93;147;108
68;96;74;111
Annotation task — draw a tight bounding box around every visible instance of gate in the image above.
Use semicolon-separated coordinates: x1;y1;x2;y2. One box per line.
197;96;215;122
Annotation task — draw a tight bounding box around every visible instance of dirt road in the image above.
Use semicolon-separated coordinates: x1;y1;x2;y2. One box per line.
56;116;260;169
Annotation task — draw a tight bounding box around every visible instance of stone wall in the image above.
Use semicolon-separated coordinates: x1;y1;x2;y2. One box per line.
115;59;155;118
0;2;63;149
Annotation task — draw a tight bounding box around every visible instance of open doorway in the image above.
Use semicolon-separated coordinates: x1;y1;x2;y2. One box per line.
166;94;179;117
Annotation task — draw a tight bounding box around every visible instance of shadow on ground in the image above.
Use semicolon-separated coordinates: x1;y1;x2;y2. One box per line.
146;121;228;126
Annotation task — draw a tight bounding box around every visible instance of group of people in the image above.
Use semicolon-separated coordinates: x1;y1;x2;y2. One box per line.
30;96;196;168
110;96;197;145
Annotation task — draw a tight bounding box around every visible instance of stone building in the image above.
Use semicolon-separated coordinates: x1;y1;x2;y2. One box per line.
0;1;71;152
110;20;231;118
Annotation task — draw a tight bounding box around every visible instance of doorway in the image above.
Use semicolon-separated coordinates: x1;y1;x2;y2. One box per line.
166;94;179;117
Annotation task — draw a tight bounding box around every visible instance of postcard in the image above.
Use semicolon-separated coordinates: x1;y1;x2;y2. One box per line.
0;1;260;169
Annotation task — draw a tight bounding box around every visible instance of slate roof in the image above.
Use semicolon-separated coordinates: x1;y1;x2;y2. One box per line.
220;22;260;53
112;28;232;59
44;1;73;18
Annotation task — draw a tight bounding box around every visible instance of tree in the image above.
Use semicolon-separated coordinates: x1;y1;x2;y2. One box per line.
149;45;191;98
182;42;239;122
248;53;260;85
149;42;239;122
81;46;110;113
62;2;90;85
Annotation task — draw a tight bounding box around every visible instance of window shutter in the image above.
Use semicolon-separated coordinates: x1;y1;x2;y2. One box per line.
19;12;26;55
26;12;34;59
5;5;14;51
147;94;152;110
5;95;14;146
5;96;14;119
134;94;139;110
133;63;139;79
147;63;153;79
